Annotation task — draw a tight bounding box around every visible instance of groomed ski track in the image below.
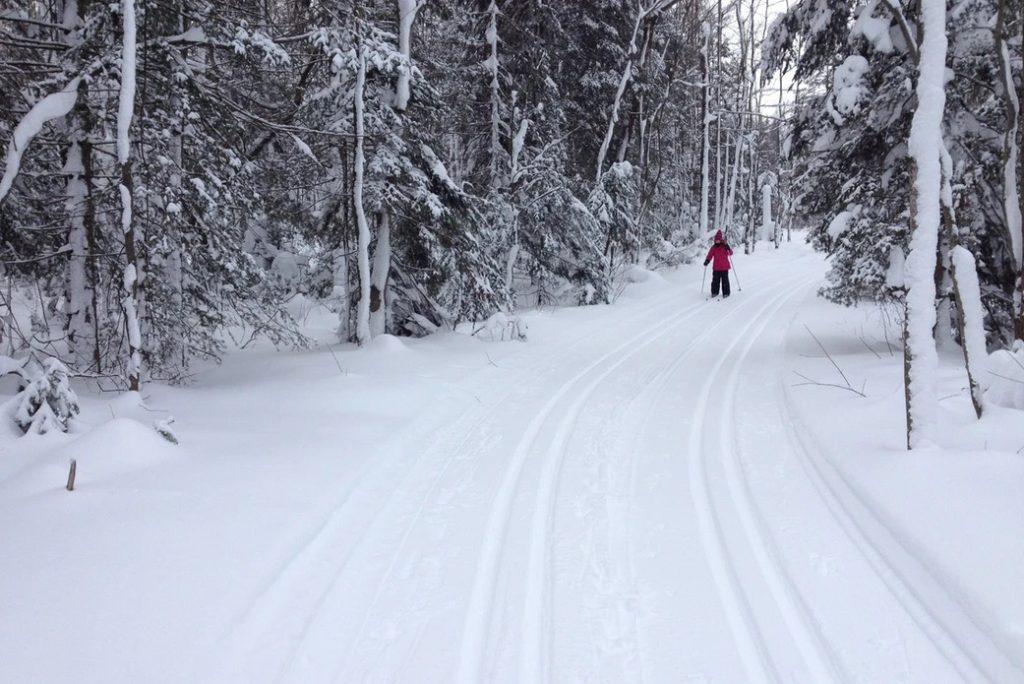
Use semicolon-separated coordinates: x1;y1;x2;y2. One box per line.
201;244;1023;684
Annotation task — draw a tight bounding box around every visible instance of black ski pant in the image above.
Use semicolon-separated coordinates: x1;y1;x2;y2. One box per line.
711;270;731;297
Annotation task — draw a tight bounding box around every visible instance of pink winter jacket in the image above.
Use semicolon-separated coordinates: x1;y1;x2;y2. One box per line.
705;243;733;271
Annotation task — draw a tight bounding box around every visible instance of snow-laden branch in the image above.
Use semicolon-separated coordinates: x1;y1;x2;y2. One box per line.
0;77;81;205
878;0;920;63
595;0;664;182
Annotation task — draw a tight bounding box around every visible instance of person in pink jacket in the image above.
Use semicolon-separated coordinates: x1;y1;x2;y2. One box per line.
703;230;734;298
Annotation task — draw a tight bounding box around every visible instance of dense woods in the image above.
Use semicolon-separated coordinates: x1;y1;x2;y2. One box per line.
0;0;1021;445
1;0;791;389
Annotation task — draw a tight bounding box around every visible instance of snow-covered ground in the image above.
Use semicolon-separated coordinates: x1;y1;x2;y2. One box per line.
1;238;1021;683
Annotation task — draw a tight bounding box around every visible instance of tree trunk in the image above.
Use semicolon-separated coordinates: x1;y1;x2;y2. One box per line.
995;0;1024;339
65;98;95;372
699;22;711;236
353;39;371;346
941;146;985;418
903;0;947;449
369;211;391;336
486;0;502;188
118;0;141;392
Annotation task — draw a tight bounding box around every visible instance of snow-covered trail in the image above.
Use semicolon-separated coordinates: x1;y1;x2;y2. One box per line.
3;241;1020;683
195;245;989;683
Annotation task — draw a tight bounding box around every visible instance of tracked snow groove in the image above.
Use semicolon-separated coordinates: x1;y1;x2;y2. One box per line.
456;296;714;684
207;286;693;682
178;243;1011;684
783;399;1024;683
686;279;825;683
514;272;810;684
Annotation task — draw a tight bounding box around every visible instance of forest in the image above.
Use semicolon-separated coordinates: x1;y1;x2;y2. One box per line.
0;0;1021;440
3;2;1024;681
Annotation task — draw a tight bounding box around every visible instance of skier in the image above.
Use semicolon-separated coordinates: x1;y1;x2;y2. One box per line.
703;230;734;298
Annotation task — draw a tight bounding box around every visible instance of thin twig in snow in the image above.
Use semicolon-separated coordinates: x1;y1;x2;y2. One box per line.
804;324;857;389
326;344;346;376
791;371;867;397
859;335;882;359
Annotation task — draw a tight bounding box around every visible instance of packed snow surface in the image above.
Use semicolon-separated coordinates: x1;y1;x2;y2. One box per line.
1;239;1021;683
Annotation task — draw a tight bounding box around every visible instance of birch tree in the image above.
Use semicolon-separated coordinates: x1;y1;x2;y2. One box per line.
995;0;1024;339
903;0;947;449
118;0;142;391
353;32;372;346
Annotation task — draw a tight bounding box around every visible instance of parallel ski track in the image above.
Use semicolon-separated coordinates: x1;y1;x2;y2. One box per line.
687;278;841;684
209;286;692;681
455;294;710;684
518;274;803;683
781;389;1024;683
270;287;695;682
457;265;807;684
598;270;813;683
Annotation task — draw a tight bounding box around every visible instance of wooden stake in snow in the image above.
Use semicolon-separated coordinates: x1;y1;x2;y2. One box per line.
66;459;77;491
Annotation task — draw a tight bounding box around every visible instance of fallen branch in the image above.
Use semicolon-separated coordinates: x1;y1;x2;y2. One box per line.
791;371;867;397
795;325;867;397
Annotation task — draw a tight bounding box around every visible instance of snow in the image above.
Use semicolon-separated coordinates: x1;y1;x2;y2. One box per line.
0;77;81;204
353;45;372;345
395;0;419;111
831;55;870;122
885;244;905;288
289;134;319;163
2;239;1022;682
510;117;529;181
903;0;947;448
851;0;894;53
165;26;206;44
827;205;859;239
987;345;1024;408
998;38;1021;269
117;0;136;166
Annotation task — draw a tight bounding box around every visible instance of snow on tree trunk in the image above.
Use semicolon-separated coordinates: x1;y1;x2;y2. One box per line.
903;0;947;450
164;2;185;369
510;117;529;183
333;248;350;340
745;141;757;254
725;134;742;232
369;211;391;337
64;134;93;370
506;116;528;294
62;0;95;372
995;0;1024;339
951;246;987;418
596;6;648;183
504;242;520;294
760;183;773;241
118;0;142;392
353;42;372;346
940;144;986;418
486;0;501;188
395;0;419;111
699;22;712;236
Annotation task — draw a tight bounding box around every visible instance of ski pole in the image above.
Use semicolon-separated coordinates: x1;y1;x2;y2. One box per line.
730;257;742;291
700;264;708;294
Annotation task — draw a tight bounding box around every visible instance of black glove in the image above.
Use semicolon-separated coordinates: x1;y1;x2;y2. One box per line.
703;259;710;266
